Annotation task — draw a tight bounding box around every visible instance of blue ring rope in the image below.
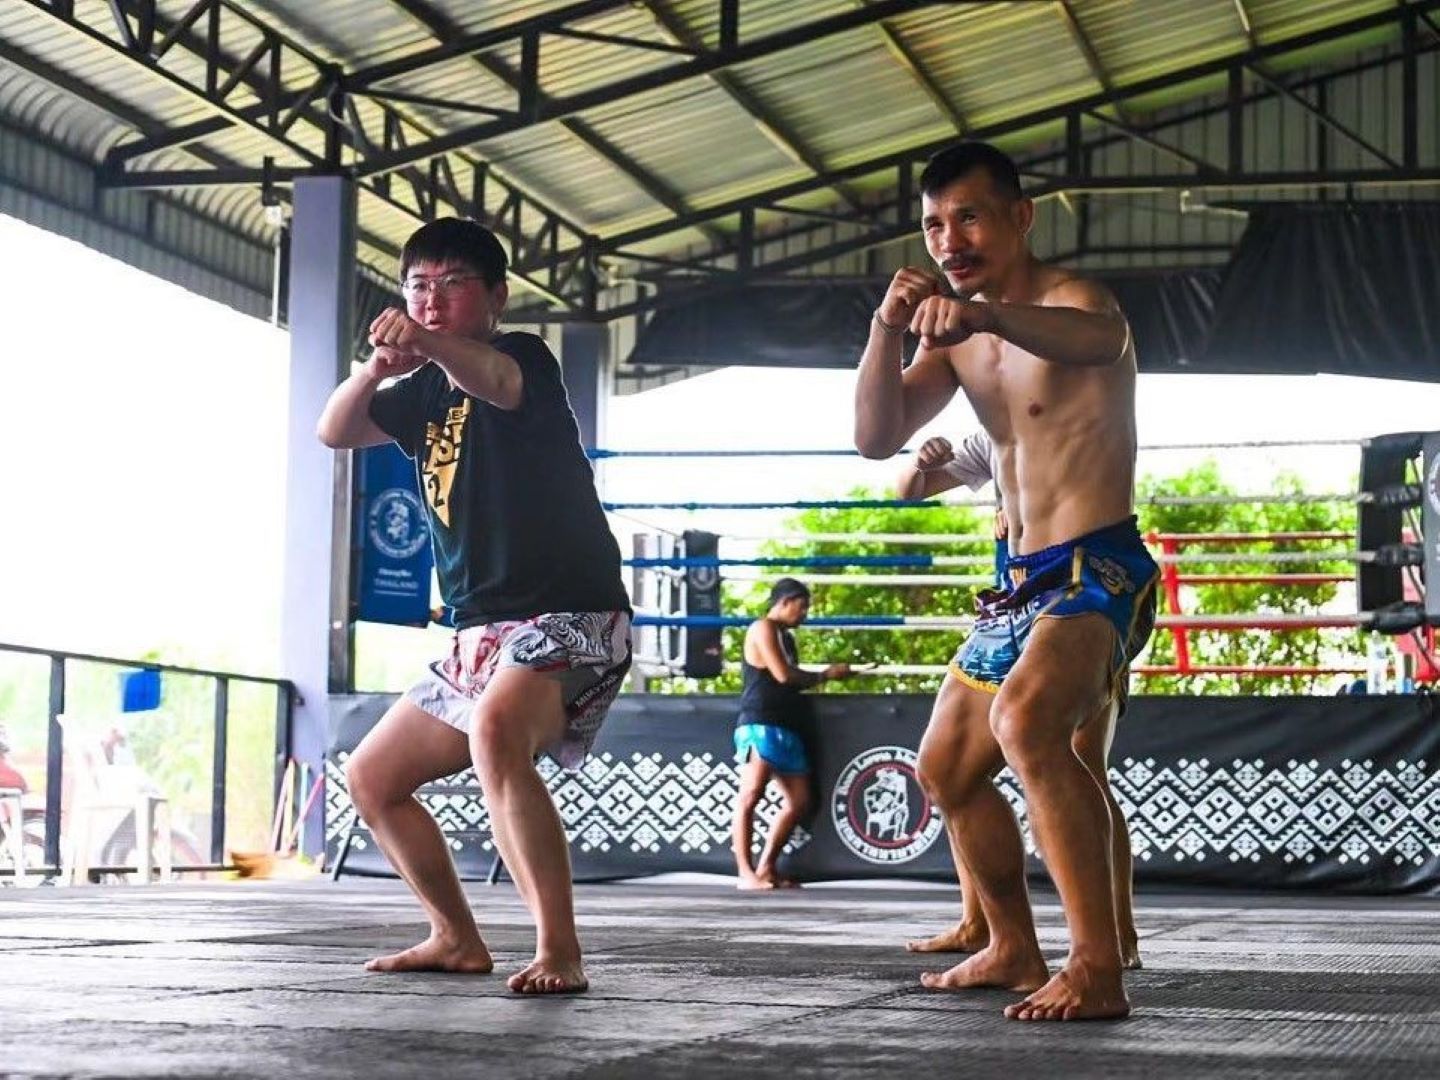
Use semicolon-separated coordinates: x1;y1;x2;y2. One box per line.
625;554;940;568
604;498;937;511
634;615;907;628
589;448;911;459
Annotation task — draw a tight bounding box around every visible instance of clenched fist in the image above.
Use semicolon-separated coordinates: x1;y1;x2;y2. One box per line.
365;344;427;381
909;295;995;350
877;267;943;330
369;307;433;354
914;436;955;473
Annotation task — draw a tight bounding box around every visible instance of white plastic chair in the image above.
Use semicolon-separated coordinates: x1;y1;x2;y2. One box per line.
58;714;173;885
0;786;26;885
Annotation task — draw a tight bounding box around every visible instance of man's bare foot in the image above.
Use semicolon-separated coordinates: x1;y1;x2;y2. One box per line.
508;956;589;995
905;920;989;954
365;933;493;974
1004;961;1130;1021
1121;934;1142;970
919;944;1048;992
737;872;776;891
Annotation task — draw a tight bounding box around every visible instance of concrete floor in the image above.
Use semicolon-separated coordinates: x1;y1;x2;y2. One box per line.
2;877;1438;1078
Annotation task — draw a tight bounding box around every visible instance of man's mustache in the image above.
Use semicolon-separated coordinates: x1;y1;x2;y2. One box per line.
941;253;980;271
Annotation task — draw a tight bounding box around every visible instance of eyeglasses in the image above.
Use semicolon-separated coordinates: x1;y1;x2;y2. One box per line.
400;272;483;300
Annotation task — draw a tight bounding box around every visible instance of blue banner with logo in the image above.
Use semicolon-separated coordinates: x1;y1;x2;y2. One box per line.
355;443;433;626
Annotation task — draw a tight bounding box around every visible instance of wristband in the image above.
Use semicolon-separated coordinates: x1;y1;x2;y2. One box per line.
873;309;905;336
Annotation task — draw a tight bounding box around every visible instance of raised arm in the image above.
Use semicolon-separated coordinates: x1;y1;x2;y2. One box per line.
855;267;961;459
909;277;1129;368
896;436;966;500
317;346;418;449
369;307;524;410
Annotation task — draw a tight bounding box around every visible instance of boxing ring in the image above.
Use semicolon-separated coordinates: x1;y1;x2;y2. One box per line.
327;432;1440;893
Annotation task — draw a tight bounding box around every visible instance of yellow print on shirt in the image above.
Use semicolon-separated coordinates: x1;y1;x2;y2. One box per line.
423;398;471;528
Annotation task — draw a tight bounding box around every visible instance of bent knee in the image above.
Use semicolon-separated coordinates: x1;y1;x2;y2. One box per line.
917;757;985;812
344;754;406;816
782;789;812;817
988;697;1069;766
469;703;538;767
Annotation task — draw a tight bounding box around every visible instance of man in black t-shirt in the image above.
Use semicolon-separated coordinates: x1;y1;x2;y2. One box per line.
318;218;631;995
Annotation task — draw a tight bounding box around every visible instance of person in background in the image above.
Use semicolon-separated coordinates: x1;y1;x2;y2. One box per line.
733;578;856;889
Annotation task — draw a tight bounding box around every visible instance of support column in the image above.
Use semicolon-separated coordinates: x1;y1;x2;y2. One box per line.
281;175;356;856
561;322;609;453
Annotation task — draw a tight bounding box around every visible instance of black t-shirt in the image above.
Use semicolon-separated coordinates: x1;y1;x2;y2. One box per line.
367;331;629;628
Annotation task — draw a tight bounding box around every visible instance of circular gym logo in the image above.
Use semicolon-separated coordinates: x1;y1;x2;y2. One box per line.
368;488;429;560
831;746;943;864
687;564;719;591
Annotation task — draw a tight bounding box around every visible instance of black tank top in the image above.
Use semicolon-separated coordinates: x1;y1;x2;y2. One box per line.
738;624;809;731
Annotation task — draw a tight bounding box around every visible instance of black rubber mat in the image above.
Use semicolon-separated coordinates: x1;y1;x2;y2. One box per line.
1;880;1437;1078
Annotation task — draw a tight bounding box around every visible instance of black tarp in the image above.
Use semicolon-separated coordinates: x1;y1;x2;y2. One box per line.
628;203;1440;381
1203;203;1440;380
326;692;1440;894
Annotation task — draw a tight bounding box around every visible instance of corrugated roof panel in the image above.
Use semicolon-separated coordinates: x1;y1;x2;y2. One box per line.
0;127;272;318
471;123;666;227
1076;0;1246;84
222;0;428;67
665;0;852;47
896;2;1098;130
1246;0;1396;45
576;79;801;213
482;6;683;101
0;0;1428;320
0;6;327;169
729;26;954;167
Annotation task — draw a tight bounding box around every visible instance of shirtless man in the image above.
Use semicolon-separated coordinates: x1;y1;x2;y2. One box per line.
897;433;1142;970
855;142;1158;1020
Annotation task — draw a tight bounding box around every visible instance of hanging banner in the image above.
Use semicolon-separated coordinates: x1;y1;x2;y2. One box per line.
355;442;433;626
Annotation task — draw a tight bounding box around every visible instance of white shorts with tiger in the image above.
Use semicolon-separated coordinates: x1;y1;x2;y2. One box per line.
406;611;632;769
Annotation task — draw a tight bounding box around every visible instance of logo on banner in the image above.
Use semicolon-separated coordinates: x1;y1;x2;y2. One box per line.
831;746;943;864
368;488;429;560
688;565;719;591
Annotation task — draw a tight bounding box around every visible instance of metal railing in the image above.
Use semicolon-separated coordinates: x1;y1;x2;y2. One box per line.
0;642;294;880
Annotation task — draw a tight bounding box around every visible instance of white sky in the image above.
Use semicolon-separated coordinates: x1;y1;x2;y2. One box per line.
3;210;1439;676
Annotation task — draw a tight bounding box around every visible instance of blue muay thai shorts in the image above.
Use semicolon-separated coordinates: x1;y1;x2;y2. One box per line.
734;719;810;775
950;516;1160;709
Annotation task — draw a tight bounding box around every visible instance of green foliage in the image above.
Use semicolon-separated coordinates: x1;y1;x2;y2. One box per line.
649;460;1358;697
1135;463;1357;695
650;486;992;695
0;647;279;857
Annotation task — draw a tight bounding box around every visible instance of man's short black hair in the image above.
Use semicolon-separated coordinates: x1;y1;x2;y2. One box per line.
400;217;508;287
919;142;1024;202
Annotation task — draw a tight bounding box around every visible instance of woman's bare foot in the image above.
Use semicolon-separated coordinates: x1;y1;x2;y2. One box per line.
365;932;493;974
905;919;989;954
508;955;589;995
737;871;776;891
1121;934;1142;970
920;943;1049;992
1004;961;1130;1021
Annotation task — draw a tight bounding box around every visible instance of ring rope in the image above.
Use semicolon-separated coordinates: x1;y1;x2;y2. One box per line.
589;438;1361;459
716;662;1368;678
605;494;1358;512
633;613;1374;630
627;550;1366;570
